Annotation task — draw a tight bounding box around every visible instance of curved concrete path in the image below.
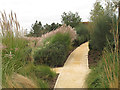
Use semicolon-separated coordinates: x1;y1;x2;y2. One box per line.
54;42;90;88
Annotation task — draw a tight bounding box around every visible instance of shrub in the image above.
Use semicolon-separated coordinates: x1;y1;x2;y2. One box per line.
73;23;89;46
34;65;56;79
89;15;113;51
34;33;71;67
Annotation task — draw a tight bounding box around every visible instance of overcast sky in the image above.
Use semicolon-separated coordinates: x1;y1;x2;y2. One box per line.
0;0;96;30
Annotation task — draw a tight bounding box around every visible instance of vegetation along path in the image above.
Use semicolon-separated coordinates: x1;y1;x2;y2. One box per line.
54;42;90;88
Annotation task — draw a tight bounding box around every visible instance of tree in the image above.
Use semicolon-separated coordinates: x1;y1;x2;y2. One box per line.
43;23;61;32
89;1;113;50
61;11;81;27
50;23;61;31
111;1;120;19
106;0;120;50
29;21;43;37
28;21;61;37
104;2;115;17
90;2;104;21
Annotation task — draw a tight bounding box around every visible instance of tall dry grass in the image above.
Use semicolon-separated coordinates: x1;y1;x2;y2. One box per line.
103;50;118;88
0;11;23;37
25;24;77;47
103;15;119;88
6;73;37;88
0;11;38;88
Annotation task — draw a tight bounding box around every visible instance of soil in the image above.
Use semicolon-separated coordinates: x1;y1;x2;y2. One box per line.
88;49;102;68
49;74;59;89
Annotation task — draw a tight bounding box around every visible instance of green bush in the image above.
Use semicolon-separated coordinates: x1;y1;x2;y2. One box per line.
34;65;56;79
34;33;71;67
2;36;33;87
89;15;113;51
73;24;89;47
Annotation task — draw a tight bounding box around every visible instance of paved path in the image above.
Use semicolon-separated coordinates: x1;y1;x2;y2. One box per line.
54;42;90;88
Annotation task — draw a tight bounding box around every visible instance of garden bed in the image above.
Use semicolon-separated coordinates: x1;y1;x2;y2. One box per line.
49;74;59;89
88;49;102;68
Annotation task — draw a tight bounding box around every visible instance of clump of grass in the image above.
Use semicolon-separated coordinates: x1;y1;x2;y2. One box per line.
86;49;119;88
18;63;56;88
0;11;32;87
19;63;56;80
1;11;57;88
34;65;56;79
102;49;118;88
11;73;38;88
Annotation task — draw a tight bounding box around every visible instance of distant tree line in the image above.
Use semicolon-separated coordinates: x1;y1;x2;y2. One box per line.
27;11;82;37
27;21;61;37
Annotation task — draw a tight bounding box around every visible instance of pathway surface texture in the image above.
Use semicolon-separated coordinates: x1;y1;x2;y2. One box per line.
54;42;90;88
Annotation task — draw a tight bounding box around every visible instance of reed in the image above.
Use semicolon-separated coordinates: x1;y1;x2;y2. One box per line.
102;15;119;88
